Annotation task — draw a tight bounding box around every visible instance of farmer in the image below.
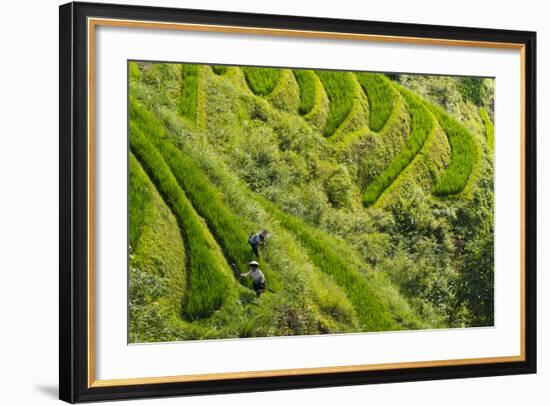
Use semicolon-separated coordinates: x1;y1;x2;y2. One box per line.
248;229;269;257
239;260;266;297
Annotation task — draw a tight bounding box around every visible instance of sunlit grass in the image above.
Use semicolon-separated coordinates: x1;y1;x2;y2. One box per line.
293;69;317;115
211;65;228;75
258;196;398;331
130;122;231;319
363;86;434;206
180;64;198;122
356;72;398;132
243;66;281;96
315;71;355;137
428;103;479;196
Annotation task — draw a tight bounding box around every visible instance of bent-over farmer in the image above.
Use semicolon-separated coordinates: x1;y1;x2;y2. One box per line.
248;229;269;257
239;260;266;297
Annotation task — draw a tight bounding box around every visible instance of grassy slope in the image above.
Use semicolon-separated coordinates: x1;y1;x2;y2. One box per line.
128;153;187;342
211;65;229;75
130;122;233;319
293;69;316;115
427;102;480;196
242;66;281;96
165;128;362;332
128;61;492;335
356;73;399;132
316;71;360;137
130;94;360;336
363;86;436;206
183;133;406;331
258;196;398;331
184;64;424;331
375;91;451;208
180;64;198;123
340;94;410;190
149;131;283;291
266;69;300;113
300;70;330;131
149;77;421;332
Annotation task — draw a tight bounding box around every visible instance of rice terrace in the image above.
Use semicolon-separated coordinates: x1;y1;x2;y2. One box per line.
128;61;495;343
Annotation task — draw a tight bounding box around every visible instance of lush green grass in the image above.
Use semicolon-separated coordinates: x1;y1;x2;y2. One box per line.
211;65;229;75
363;86;435;206
315;71;356;137
148;134;282;291
257;196;398;331
356;73;398;132
130;99;256;270
129;61;141;82
242;66;281;96
480;108;494;152
129;122;232;319
428;103;479;196
128;153;189;342
129;153;151;248
180;64;199;122
293;70;317;115
155;140;253;267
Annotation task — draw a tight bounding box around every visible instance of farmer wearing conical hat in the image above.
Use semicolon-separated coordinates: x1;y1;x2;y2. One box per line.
248;229;269;258
238;260;266;297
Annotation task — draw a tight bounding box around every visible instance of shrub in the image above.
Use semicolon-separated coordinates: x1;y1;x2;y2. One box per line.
242;66;281;96
292;69;316;115
428;103;479;196
459;77;485;106
480;108;494;152
456;225;494;326
129;122;231;319
267;70;300;112
324;166;353;208
315;70;355;137
363;86;434;206
180;64;199;122
452;162;495;326
355;73;398;132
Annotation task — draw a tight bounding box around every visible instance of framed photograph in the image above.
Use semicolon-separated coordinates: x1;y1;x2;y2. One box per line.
59;1;536;403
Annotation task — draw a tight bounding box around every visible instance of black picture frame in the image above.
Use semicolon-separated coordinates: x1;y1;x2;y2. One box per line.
59;1;537;403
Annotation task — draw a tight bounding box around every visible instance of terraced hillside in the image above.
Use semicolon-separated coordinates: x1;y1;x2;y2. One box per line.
128;61;495;342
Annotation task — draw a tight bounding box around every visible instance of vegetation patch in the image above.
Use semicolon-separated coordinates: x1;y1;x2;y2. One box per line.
293;69;317;115
266;69;300;112
459;77;486;106
180;64;199;122
129;153;188;342
151;137;282;291
258;196;398;331
428;103;480;196
363;86;435;206
316;71;356;137
480;108;494;152
243;66;281;96
356;73;399;132
129;122;232;320
128;61;495;340
211;65;229;75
